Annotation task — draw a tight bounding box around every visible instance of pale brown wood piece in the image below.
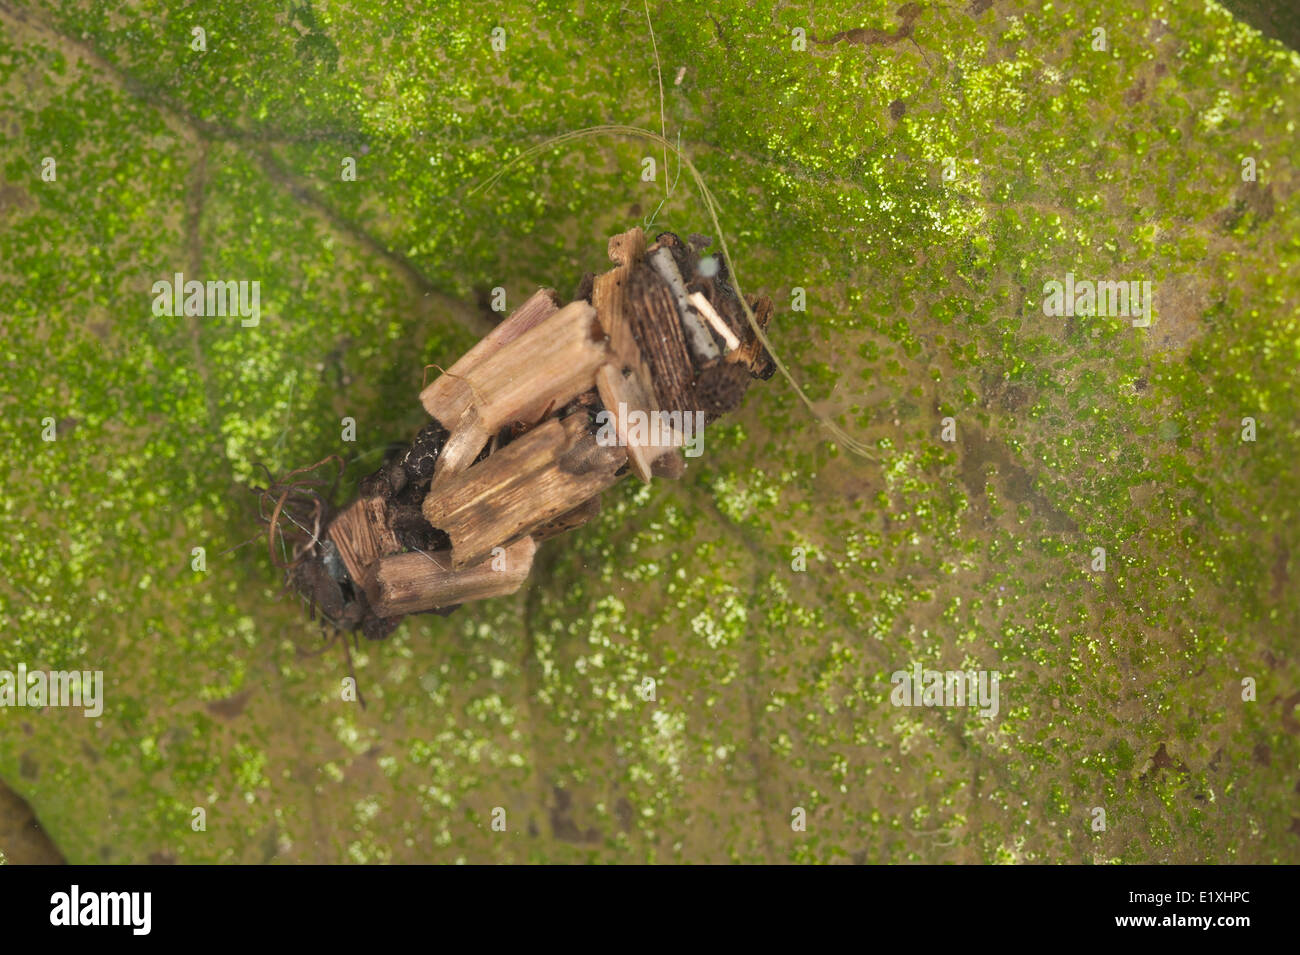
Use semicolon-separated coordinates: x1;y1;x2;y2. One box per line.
327;496;392;585
595;363;683;483
593;228;655;389
326;500;370;584
607;227;645;268
431;405;490;490
464;300;609;435
364;536;536;617
423;412;628;569
420;287;560;425
363;496;402;558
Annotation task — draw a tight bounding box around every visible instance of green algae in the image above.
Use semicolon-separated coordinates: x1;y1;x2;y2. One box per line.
0;0;1297;864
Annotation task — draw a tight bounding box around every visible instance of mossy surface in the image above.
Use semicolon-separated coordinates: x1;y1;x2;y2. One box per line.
0;0;1296;862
